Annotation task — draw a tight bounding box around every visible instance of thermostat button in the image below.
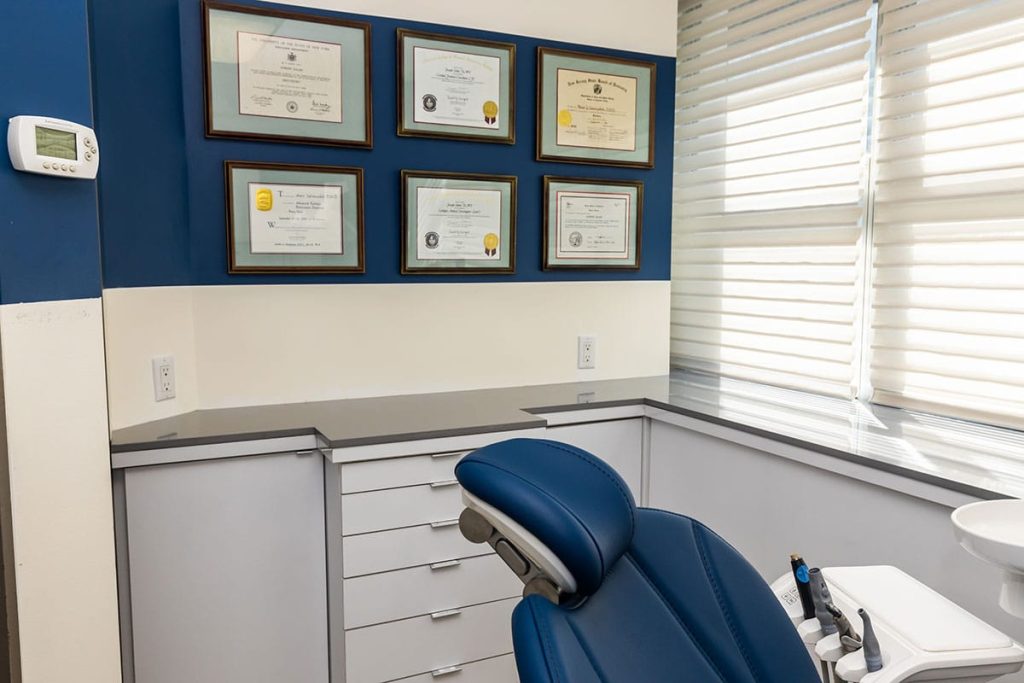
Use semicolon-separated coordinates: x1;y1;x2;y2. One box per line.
60;163;68;171
70;166;77;173
42;162;50;169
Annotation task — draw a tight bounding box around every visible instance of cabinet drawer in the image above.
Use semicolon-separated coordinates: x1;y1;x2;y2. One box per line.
345;597;517;683
343;521;490;578
344;554;522;629
390;653;517;683
341;452;466;494
342;482;465;536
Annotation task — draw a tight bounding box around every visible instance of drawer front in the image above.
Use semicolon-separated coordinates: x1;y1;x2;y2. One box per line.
341;451;466;494
342;482;464;536
390;653;517;683
344;554;522;629
345;598;517;683
343;521;490;578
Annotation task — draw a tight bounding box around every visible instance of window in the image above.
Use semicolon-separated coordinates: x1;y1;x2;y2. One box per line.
869;0;1024;429
674;0;1024;430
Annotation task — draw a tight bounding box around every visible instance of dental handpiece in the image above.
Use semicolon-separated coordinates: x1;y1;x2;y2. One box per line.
809;568;838;635
859;609;884;672
826;603;862;652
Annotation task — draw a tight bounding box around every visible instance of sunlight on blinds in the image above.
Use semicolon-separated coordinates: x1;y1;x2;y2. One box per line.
871;0;1024;429
673;0;874;397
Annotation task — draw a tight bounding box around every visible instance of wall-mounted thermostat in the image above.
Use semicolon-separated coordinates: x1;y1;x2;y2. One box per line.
7;115;99;179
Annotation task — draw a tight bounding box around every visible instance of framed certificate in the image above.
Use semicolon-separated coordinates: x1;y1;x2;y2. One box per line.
537;48;655;168
398;30;515;143
204;1;372;147
225;161;364;273
402;171;517;274
543;176;643;270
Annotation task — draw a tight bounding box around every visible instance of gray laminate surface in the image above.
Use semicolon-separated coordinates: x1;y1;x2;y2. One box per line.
110;371;1024;500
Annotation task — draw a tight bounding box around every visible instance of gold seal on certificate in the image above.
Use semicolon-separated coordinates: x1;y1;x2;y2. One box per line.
398;30;515;143
543;176;643;270
237;32;343;123
555;69;638;152
402;170;517;274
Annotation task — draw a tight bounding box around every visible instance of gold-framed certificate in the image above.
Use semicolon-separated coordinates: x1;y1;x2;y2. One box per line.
225;161;365;273
537;48;655;168
402;170;517;274
204;1;372;147
543;176;643;270
398;30;515;143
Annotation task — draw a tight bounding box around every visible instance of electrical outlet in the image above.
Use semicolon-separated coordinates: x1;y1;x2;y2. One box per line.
577;336;596;370
152;355;176;402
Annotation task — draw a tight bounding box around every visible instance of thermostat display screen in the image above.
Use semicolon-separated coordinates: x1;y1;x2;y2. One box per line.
34;126;77;160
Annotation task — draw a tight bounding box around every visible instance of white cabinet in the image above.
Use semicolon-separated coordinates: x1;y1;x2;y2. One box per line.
546;418;644;499
331;417;643;683
122;451;329;683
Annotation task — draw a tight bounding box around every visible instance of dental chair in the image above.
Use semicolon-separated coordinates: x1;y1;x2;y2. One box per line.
455;438;820;683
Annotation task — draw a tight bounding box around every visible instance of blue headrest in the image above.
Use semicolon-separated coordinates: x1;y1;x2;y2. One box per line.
455;438;637;596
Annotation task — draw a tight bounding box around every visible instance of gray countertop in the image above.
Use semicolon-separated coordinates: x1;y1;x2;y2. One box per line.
110;371;1024;501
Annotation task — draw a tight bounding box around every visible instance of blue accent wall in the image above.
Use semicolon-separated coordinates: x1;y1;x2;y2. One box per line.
92;0;675;288
0;0;102;304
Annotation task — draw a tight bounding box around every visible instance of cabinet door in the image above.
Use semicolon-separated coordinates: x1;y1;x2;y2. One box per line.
545;419;643;498
124;451;328;683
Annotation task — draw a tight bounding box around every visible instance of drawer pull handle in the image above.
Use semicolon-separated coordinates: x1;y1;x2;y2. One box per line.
430;559;462;571
430;479;459;489
430;518;460;529
432;666;463;678
430;608;462;620
430;452;463;460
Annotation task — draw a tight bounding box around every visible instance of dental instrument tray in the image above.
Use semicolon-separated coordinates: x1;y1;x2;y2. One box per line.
772;565;1024;683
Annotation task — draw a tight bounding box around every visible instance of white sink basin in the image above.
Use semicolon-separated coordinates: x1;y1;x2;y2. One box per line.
953;499;1024;618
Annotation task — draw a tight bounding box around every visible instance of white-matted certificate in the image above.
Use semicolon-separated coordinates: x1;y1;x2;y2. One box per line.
543;176;641;270
412;47;501;129
555;68;638;152
237;32;343;123
555;191;630;259
248;182;344;254
416;187;502;260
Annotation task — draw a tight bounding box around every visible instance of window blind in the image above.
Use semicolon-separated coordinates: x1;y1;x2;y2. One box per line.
870;0;1024;429
672;0;874;397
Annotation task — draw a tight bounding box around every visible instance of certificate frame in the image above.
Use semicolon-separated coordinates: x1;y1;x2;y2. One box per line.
542;176;643;271
225;160;365;274
397;29;516;144
401;170;517;275
204;0;372;148
536;47;656;168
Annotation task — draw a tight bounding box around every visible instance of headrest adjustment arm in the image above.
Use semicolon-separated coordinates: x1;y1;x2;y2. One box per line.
459;505;568;604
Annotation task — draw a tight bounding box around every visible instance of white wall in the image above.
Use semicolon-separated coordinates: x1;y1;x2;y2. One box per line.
0;299;121;682
105;282;671;429
291;0;677;56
